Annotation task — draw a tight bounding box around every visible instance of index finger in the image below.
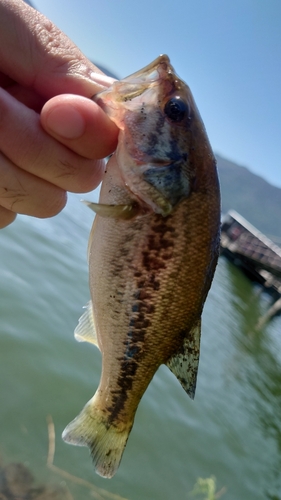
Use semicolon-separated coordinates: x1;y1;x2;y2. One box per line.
0;0;111;98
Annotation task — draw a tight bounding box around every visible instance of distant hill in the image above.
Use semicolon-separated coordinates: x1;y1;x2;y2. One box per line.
216;154;281;242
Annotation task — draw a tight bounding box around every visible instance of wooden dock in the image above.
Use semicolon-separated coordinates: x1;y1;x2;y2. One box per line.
220;210;281;322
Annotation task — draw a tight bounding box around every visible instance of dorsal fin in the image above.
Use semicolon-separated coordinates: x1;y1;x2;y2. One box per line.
166;319;201;399
74;301;100;349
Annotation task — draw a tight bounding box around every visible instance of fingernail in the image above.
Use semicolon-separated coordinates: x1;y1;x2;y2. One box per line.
46;104;86;139
91;72;117;88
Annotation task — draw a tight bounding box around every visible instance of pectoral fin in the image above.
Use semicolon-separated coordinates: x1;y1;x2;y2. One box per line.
82;200;139;220
74;301;100;349
166;319;201;399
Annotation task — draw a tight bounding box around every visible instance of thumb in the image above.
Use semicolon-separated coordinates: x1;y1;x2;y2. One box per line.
41;95;119;159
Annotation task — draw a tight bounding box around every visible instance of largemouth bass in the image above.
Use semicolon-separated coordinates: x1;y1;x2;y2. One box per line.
62;55;221;478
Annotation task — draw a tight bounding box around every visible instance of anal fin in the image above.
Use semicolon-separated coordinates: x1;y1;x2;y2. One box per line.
74;301;100;349
166;319;201;399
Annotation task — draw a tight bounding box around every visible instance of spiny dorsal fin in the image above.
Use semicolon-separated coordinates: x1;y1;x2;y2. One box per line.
166;319;201;399
74;301;100;349
82;200;139;219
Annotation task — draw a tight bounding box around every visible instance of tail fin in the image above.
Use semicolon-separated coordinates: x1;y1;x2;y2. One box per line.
62;398;132;478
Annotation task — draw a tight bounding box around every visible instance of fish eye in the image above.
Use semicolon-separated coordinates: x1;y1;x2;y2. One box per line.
164;97;188;122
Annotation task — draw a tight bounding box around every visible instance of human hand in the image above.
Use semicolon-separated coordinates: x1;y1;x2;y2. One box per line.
0;0;118;229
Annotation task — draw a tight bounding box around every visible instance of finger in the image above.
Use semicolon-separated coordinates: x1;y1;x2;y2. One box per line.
41;95;118;159
0;87;106;193
0;71;47;113
6;84;46;112
0;152;67;219
0;205;17;229
0;1;114;99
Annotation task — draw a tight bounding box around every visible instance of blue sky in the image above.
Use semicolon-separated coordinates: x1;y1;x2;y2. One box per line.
33;0;281;189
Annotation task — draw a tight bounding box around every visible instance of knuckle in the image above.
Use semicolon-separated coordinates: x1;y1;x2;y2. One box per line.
34;20;86;80
71;159;105;193
34;189;67;219
0;206;17;229
0;182;67;219
0;89;10;129
54;158;103;193
0;184;27;212
56;158;80;180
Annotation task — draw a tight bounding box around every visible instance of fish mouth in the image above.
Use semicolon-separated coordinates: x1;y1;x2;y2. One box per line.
93;56;192;217
120;54;173;89
94;54;183;106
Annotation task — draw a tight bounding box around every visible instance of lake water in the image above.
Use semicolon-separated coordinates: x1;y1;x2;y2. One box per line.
0;192;281;499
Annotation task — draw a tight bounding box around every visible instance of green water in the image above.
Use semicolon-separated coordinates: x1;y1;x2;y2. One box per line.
1;192;281;499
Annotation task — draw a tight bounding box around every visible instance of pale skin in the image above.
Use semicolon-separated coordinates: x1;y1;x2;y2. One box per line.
0;0;119;229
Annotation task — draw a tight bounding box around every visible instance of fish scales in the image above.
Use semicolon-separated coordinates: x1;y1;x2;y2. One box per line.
62;55;221;478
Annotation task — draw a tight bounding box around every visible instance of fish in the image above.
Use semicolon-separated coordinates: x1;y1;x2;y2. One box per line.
62;54;221;478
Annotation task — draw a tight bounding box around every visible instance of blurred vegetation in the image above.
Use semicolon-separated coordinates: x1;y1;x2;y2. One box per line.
0;457;73;500
189;476;226;500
